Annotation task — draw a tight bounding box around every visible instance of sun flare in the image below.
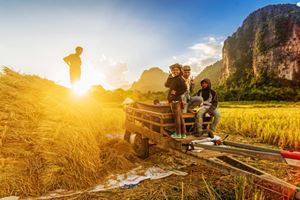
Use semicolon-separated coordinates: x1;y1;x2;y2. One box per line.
72;81;92;96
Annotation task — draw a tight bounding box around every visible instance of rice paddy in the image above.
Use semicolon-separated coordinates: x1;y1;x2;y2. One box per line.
218;104;300;149
0;68;299;199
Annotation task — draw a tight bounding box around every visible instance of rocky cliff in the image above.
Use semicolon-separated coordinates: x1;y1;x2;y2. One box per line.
222;4;300;86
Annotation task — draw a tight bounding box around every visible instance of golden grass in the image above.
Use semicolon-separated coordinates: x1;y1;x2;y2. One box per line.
0;68;135;197
1;67;299;198
218;106;300;149
99;102;300;149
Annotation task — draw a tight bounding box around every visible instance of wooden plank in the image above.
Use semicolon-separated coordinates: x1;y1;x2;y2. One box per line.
135;102;171;113
192;143;285;162
126;105;213;127
162;121;212;127
162;113;196;119
126;114;163;126
125;120;183;150
176;150;300;199
125;120;163;142
126;111;212;126
125;106;164;118
223;141;280;154
215;156;299;198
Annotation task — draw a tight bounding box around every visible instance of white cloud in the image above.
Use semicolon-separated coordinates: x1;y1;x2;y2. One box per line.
172;36;224;74
297;2;300;7
89;55;129;90
189;37;223;55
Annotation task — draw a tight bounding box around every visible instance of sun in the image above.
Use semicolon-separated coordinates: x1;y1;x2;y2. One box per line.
71;81;92;96
67;65;113;95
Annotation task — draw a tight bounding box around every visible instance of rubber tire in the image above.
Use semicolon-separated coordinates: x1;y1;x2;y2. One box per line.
133;133;149;159
124;130;131;143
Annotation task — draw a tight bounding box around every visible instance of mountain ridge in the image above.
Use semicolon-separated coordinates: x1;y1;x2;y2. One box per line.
130;67;169;92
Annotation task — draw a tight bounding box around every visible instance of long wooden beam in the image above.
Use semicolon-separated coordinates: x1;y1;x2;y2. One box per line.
192;143;285;162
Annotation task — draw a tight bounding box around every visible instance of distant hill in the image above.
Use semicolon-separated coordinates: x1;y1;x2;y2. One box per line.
130;67;169;92
119;84;132;90
194;60;223;91
91;85;106;93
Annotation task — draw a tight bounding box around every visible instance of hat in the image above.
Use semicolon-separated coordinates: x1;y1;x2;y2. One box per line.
169;63;182;70
183;65;191;71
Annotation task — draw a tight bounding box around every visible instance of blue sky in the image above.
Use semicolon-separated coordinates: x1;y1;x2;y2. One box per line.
0;0;299;89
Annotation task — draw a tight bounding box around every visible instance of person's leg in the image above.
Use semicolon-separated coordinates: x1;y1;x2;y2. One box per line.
210;109;221;132
179;106;186;138
70;69;76;85
182;94;188;113
175;102;182;135
183;102;188;113
187;96;203;113
196;107;207;134
74;68;81;82
77;69;81;81
171;102;182;138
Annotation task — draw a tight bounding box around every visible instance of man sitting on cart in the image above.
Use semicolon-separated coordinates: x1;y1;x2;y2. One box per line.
182;65;195;113
189;78;221;138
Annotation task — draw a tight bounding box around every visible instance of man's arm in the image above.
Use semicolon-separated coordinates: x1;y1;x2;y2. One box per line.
207;90;218;114
176;77;187;96
165;75;172;88
190;80;195;93
63;55;71;65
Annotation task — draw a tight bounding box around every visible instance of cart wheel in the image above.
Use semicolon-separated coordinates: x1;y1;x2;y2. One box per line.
133;133;149;159
124;130;131;143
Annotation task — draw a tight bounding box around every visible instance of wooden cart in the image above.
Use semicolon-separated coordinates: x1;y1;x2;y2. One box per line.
124;102;300;199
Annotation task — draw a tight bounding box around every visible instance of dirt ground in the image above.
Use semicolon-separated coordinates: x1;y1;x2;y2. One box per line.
56;132;300;200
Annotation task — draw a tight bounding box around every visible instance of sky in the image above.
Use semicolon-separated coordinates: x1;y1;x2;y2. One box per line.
0;0;299;89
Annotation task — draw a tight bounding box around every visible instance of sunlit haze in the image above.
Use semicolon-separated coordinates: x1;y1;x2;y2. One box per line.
0;0;298;89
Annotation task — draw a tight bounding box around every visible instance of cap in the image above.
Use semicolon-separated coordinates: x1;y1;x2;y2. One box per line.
183;65;191;71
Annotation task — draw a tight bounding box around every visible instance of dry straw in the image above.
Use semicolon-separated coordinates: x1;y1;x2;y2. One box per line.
0;67;136;197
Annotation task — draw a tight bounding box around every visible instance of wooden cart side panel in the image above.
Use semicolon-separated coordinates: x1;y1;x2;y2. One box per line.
125;105;214;136
125;120;182;150
125;106;164;118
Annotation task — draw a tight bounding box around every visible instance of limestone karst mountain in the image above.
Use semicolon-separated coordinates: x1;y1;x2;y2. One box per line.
222;4;300;86
130;67;169;92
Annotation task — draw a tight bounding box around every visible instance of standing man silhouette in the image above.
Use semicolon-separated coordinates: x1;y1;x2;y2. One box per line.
63;46;83;85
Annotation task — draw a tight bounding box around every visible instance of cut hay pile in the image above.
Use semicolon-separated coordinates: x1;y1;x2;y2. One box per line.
0;68;136;197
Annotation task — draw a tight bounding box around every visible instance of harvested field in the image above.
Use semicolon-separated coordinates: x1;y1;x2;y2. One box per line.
0;68;136;197
1;68;299;199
